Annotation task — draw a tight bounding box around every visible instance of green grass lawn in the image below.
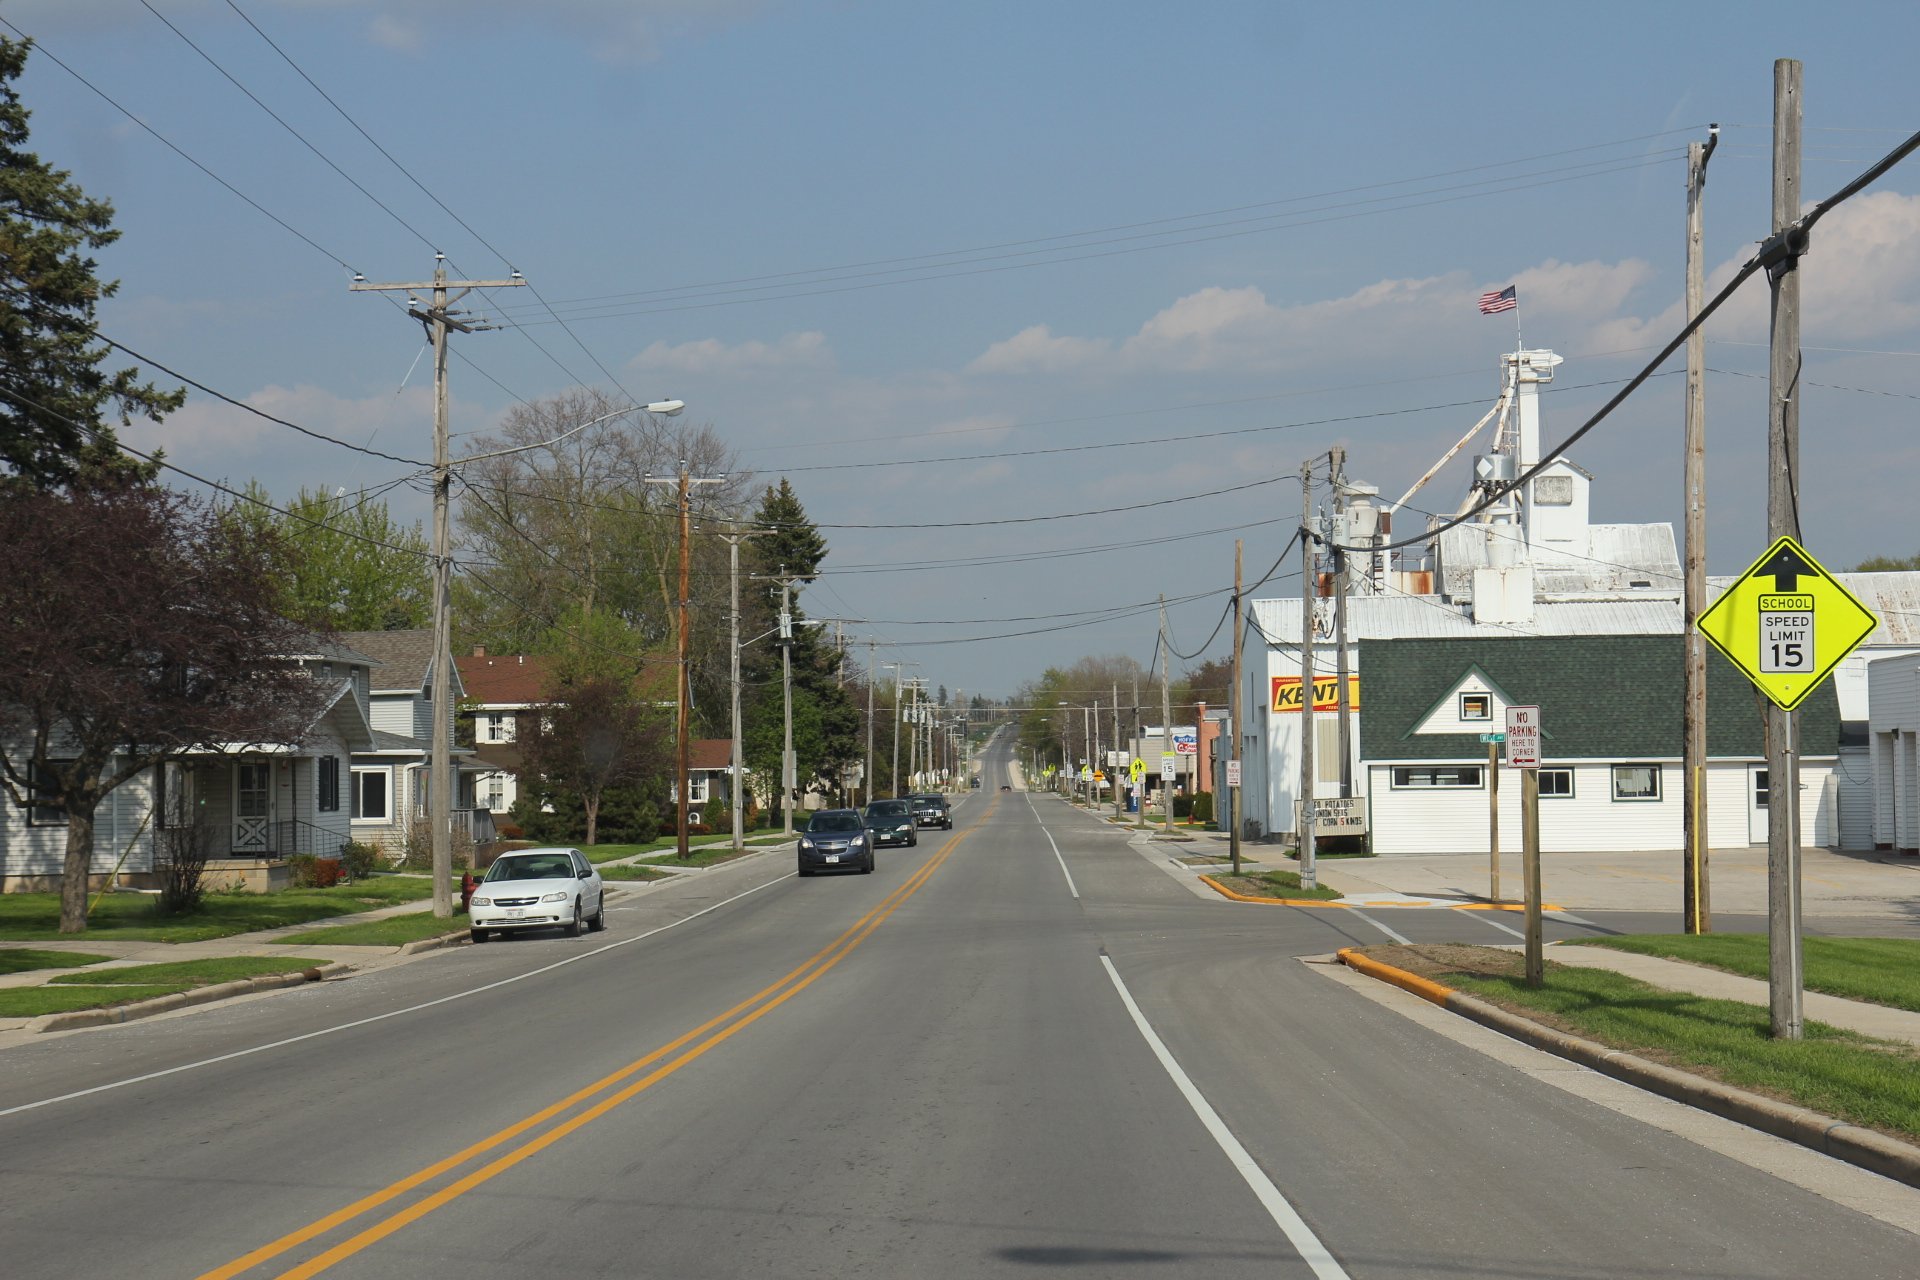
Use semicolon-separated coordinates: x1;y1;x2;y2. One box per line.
1212;869;1344;902
1369;944;1920;1143
0;875;437;943
598;864;671;882
1566;934;1920;1015
47;956;324;985
638;843;775;868
278;914;469;946
0;948;111;975
0;984;194;1017
583;834;787;865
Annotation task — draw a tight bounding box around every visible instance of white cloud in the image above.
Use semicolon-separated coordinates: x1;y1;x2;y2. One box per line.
367;14;424;52
968;324;1110;375
629;331;833;377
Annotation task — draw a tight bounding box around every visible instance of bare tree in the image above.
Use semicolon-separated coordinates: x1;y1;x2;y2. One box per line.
0;481;330;932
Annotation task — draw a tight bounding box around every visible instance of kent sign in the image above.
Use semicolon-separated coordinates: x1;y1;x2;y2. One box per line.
1697;536;1877;711
1271;675;1361;713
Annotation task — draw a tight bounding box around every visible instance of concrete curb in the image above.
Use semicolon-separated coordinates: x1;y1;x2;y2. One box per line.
24;961;354;1035
1336;948;1920;1192
1196;873;1349;909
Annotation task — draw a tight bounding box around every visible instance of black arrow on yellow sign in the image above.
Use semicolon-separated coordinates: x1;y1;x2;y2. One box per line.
1759;542;1818;592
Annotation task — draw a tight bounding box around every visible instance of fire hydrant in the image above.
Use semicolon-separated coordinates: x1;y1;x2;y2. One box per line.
460;871;477;913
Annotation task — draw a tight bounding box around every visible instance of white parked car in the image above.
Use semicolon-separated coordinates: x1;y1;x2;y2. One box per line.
469;847;604;942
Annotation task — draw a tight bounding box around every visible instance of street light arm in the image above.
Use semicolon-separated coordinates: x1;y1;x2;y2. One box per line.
455;400;684;466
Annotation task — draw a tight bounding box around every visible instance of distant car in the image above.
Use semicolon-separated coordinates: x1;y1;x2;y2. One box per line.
1000;784;1011;792
469;847;604;942
798;809;874;876
970;776;981;789
910;794;952;830
863;798;917;848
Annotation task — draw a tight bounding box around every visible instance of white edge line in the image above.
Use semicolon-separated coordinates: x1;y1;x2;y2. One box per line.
1098;955;1350;1280
0;872;794;1120
1345;906;1410;945
1026;799;1081;899
1466;909;1528;941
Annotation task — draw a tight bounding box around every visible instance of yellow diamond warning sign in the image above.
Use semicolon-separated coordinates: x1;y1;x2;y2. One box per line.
1696;536;1877;711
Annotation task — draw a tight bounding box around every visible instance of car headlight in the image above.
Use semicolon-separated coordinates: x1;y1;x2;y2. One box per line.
540;891;569;902
471;895;491;906
800;836;814;848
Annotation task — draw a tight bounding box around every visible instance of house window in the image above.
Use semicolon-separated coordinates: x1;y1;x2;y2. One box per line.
1459;693;1491;721
352;767;391;822
1612;764;1662;802
1538;768;1574;798
159;760;201;827
318;757;341;812
26;760;72;826
687;775;708;804
485;774;505;812
483;712;510;743
1390;765;1483;789
1754;769;1770;809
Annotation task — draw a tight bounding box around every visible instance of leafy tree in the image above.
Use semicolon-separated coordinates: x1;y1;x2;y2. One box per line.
1853;552;1920;572
0;481;328;932
220;483;430;631
515;677;668;846
0;35;181;486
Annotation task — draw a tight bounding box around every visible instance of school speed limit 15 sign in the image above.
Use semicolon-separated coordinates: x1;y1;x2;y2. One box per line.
1696;536;1877;711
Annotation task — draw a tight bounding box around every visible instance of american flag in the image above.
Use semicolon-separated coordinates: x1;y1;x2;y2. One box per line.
1478;285;1517;315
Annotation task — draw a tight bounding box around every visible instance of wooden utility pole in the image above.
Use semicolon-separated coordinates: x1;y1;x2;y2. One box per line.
1112;683;1124;823
1488;738;1501;902
1684;124;1721;934
1299;462;1318;890
1329;447;1354;799
865;639;877;808
645;462;724;860
884;661;905;798
1160;595;1174;837
1766;58;1806;1039
351;262;522;918
1523;767;1543;987
1231;539;1244;876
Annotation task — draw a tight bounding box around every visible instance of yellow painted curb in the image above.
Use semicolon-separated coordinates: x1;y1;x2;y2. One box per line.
1336;948;1455;1006
1197;874;1347;909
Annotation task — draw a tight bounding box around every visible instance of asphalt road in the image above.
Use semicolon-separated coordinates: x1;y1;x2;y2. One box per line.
3;733;1917;1278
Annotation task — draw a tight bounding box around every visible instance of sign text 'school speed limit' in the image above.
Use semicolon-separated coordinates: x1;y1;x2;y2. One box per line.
1697;535;1877;710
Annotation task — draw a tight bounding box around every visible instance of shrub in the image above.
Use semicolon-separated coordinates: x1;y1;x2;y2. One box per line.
157;821;212;915
1190;791;1214;825
400;821;476;871
1172;792;1194;820
495;821;524;840
686;822;712;836
340;840;382;881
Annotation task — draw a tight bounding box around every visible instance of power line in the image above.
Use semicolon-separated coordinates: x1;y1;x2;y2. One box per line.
493;131;1700;316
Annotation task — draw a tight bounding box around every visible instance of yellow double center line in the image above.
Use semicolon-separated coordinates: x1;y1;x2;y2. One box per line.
201;815;983;1280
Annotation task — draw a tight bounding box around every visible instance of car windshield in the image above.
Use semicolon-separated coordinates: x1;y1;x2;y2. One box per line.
912;796;942;810
866;801;908;818
808;812;864;833
485;854;575;882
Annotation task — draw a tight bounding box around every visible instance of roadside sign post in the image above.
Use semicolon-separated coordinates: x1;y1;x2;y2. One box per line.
1505;707;1543;988
1160;753;1177;837
1130;756;1147;829
1697;533;1878;1039
1480;731;1506;902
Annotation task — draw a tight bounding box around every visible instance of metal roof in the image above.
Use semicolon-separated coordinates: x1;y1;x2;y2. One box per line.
1436;520;1681;599
1250;594;1682;645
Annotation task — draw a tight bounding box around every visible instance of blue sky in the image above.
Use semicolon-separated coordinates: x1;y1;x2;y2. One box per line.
9;0;1920;698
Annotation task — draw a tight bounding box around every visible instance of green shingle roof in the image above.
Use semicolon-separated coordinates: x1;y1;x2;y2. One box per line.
1358;635;1839;761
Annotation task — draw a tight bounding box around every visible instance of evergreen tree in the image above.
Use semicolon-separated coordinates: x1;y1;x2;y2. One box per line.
741;481;859;809
0;36;181;486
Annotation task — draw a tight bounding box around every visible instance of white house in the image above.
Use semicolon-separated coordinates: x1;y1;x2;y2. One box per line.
338;630;490;852
0;639;378;893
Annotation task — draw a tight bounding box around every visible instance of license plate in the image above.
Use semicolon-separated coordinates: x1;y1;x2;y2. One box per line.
826;855;839;864
506;908;524;917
